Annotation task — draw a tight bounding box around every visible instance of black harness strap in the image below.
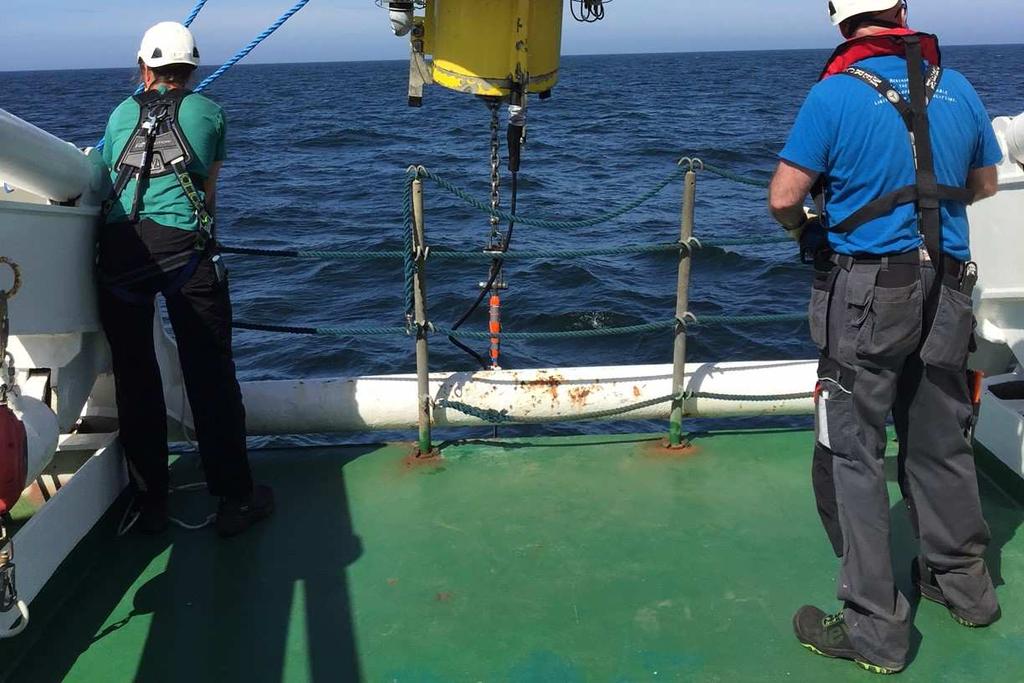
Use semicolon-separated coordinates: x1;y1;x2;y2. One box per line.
903;36;943;264
100;89;217;300
814;51;971;254
828;184;975;235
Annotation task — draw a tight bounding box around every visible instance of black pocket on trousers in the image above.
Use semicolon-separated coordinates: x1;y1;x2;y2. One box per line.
809;271;834;350
920;284;975;371
853;281;923;366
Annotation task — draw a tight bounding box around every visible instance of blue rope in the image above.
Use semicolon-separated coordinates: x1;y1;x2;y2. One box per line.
183;0;210;26
194;0;311;93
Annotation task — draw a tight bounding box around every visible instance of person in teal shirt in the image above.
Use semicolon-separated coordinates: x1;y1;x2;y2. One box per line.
98;22;273;538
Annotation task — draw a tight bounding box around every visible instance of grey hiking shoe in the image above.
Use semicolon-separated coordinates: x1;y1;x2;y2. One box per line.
215;484;275;538
793;606;903;675
911;560;1001;628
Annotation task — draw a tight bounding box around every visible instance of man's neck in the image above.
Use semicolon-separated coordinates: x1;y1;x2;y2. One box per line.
851;22;906;40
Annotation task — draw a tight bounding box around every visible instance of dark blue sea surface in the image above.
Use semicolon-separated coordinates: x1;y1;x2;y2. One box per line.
3;47;1023;439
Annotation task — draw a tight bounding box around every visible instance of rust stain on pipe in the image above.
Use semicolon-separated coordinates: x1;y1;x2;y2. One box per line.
519;373;565;402
568;386;593;408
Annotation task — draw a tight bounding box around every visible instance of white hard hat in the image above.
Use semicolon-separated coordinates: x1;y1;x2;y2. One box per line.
138;22;200;68
828;0;902;26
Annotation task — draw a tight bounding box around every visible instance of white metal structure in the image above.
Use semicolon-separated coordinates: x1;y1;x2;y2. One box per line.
0;109;106;205
969;114;1024;480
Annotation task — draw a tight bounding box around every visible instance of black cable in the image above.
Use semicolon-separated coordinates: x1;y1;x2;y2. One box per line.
505;171;518;249
571;0;608;22
448;261;501;370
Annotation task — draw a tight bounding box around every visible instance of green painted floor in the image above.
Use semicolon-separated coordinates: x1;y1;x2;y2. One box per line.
3;430;1023;682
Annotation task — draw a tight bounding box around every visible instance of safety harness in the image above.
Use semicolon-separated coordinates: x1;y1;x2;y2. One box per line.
812;32;974;266
101;88;215;301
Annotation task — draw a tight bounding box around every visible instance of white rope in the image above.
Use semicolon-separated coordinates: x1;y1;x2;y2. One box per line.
170;514;216;531
116;482;215;536
116;504;141;537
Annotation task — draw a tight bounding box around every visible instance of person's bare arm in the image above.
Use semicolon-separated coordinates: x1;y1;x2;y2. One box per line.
769;160;820;230
967;166;998;203
204;161;223;216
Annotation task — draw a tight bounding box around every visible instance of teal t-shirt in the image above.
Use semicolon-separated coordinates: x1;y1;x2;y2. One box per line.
102;86;227;230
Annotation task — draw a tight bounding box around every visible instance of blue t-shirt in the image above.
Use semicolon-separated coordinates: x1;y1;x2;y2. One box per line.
780;55;1002;260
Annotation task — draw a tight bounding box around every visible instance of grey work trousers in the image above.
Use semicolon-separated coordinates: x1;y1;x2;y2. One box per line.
809;254;999;669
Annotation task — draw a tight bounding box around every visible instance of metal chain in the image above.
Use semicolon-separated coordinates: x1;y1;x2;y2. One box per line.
487;100;502;247
0;295;10;406
1;259;21;406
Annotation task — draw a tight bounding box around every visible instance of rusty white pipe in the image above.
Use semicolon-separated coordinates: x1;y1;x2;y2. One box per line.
239;360;818;435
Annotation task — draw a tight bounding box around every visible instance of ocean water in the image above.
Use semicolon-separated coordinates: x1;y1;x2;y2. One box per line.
3;46;1023;438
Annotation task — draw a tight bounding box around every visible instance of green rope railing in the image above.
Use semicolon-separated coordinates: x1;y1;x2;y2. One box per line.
701;163;772;189
233;313;807;339
438;388;815;425
410;165;685;230
438;393;681;425
218;237;793;262
219;243;685;261
226;158;806;436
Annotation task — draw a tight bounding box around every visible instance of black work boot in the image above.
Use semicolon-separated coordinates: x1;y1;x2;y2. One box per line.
912;560;1001;628
793;606;903;675
215;484;275;538
135;495;169;535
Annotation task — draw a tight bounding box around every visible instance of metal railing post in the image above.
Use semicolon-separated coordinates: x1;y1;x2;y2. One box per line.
411;178;433;456
669;167;697;447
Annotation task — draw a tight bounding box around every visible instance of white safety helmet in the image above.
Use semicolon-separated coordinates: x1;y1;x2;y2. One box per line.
828;0;903;26
138;22;200;68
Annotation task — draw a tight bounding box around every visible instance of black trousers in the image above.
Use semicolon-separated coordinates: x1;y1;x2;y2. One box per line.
98;220;253;500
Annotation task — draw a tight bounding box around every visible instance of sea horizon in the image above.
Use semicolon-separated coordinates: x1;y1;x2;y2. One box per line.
3;41;1023;74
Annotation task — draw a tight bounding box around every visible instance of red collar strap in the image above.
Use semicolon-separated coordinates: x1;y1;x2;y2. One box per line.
819;29;941;81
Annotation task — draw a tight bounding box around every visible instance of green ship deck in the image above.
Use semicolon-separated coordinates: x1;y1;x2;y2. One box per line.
2;429;1023;682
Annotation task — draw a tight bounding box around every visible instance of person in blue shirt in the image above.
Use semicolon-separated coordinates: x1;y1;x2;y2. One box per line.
768;0;1002;674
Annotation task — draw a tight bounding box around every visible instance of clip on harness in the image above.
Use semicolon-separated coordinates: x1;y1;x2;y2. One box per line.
813;36;975;271
102;89;215;302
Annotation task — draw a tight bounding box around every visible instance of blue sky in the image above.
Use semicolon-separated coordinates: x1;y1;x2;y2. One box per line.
4;0;1023;71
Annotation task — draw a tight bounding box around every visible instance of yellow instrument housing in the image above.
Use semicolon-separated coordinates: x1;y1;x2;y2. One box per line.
422;0;564;98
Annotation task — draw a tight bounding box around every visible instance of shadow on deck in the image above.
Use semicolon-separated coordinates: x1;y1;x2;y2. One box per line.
1;430;1022;681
